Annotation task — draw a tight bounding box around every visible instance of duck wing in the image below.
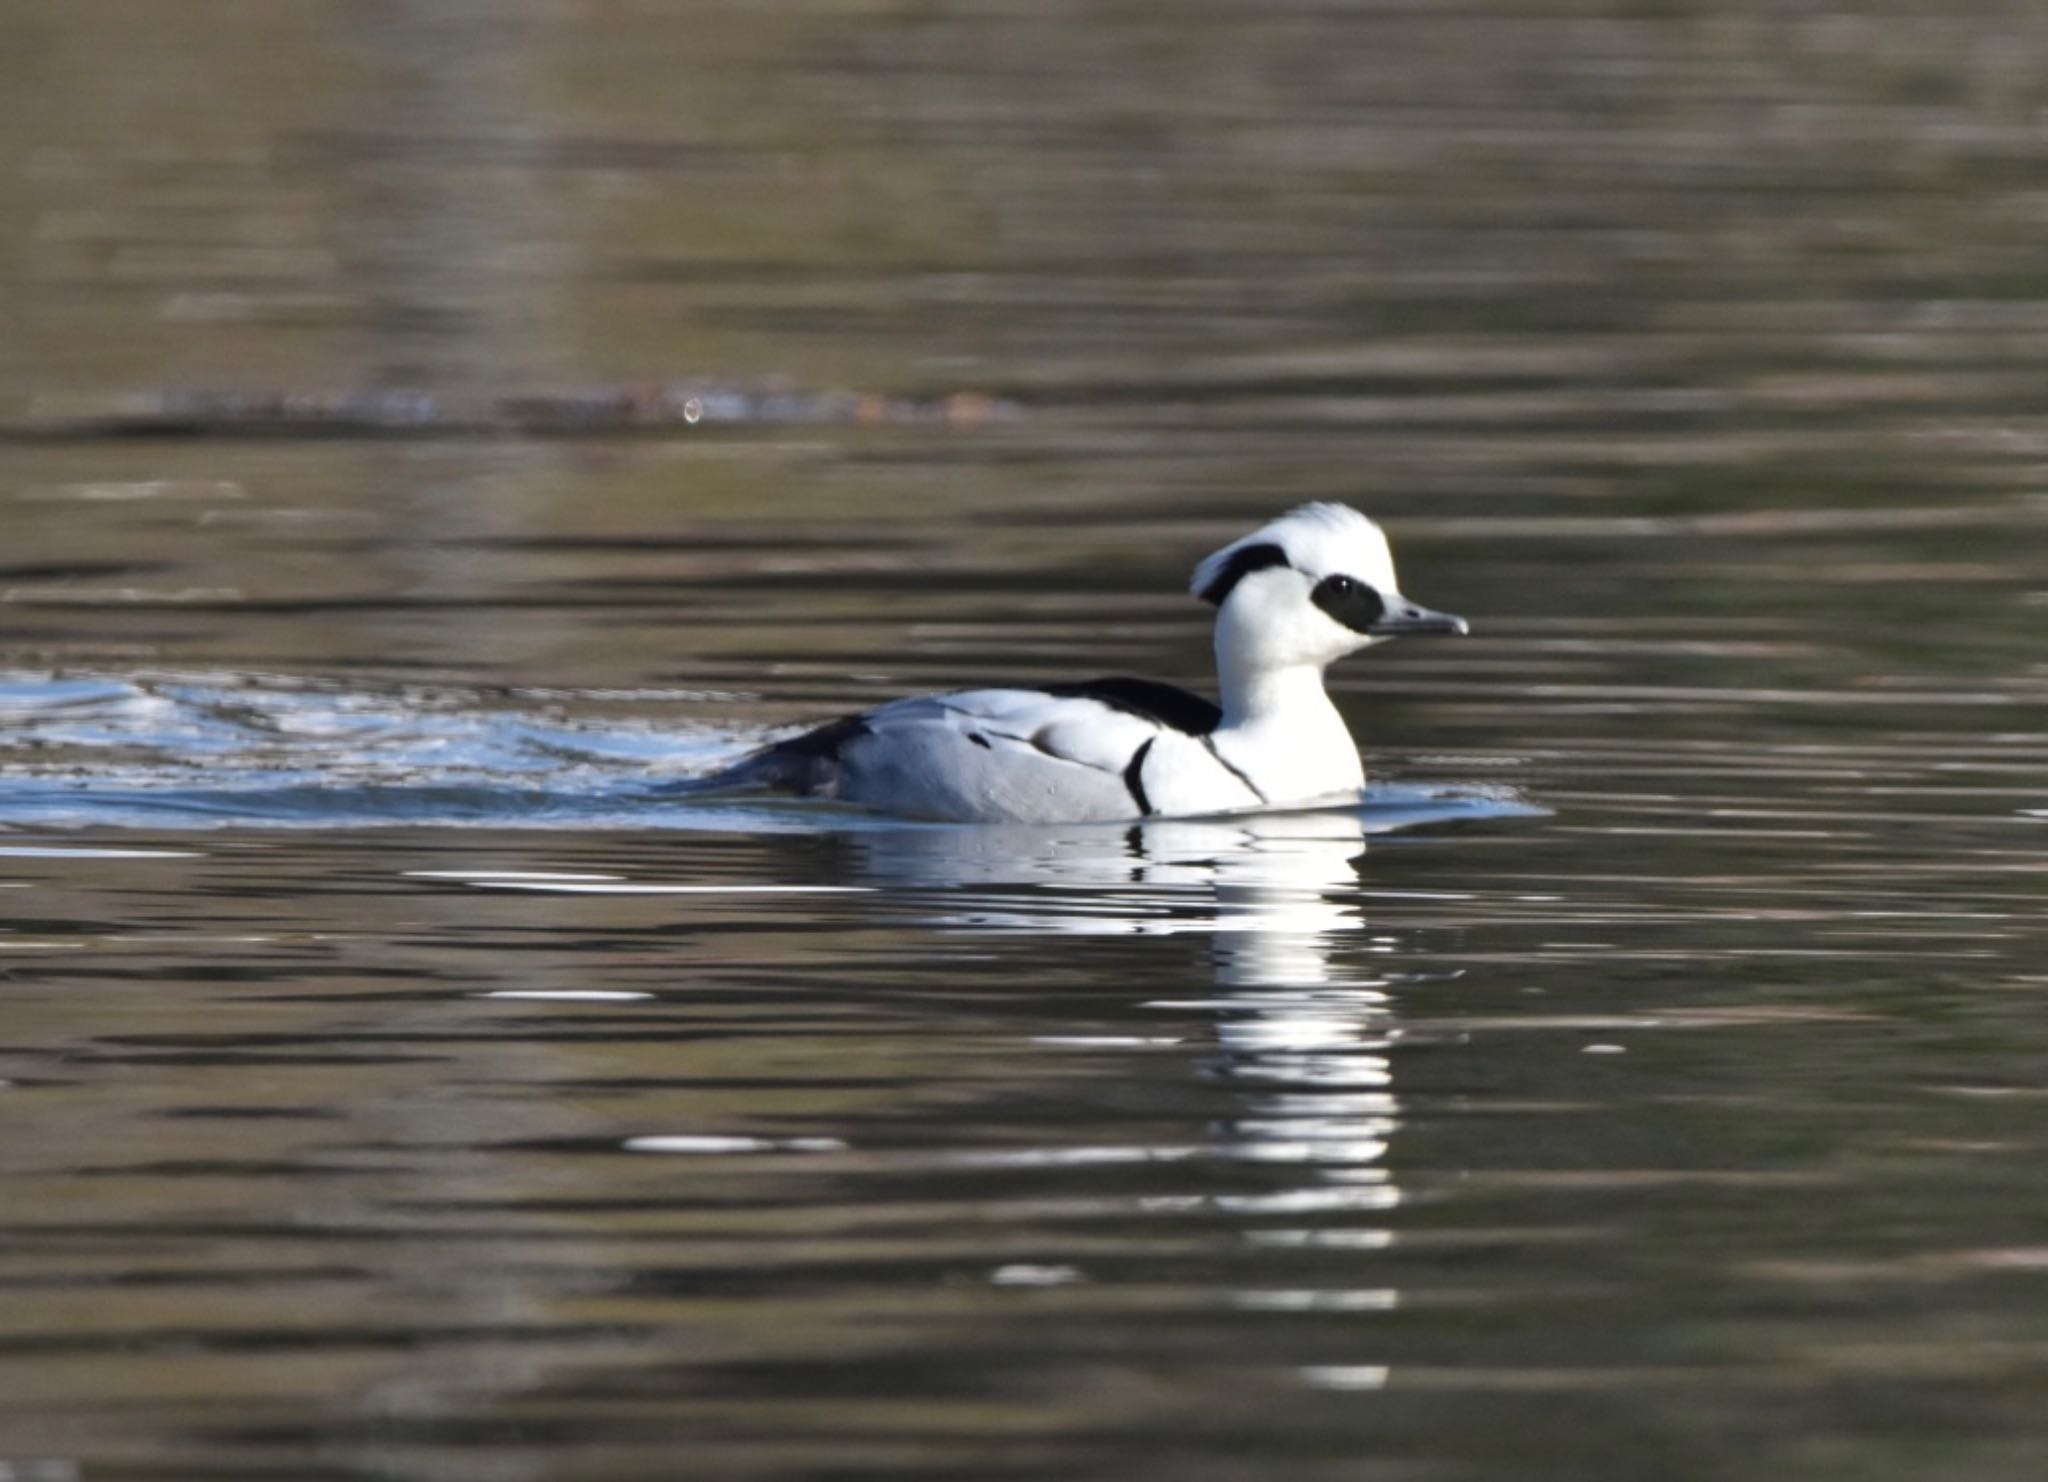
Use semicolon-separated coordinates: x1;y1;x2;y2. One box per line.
835;688;1164;820
678;678;1243;823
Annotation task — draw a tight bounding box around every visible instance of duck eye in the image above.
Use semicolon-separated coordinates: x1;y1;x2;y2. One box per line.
1309;572;1386;633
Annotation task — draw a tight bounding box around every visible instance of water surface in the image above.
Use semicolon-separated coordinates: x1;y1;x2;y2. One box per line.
6;3;2048;1480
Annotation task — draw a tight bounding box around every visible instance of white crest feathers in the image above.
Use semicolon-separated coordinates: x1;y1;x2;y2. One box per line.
1189;502;1392;600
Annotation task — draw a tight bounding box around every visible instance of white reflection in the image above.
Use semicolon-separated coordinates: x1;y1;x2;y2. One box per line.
855;806;1407;1364
990;1264;1083;1287
623;1134;848;1155
1300;1364;1391;1391
1238;1288;1399;1312
852;808;1371;940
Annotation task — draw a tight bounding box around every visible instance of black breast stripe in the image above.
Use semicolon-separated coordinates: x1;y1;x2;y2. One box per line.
1122;737;1156;815
1202;736;1267;804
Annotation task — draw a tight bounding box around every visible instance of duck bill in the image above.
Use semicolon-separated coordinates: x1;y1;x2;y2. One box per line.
1369;599;1469;637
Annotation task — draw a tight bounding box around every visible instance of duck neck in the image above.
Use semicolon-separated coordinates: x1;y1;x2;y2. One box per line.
1213;646;1364;799
1218;653;1334;730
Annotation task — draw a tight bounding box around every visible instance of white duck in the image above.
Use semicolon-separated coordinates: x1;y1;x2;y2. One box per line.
687;503;1465;823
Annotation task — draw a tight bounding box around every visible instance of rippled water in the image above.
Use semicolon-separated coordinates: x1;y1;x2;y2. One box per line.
7;3;2048;1480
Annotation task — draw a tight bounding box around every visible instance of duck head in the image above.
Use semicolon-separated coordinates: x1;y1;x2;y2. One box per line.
1192;503;1467;675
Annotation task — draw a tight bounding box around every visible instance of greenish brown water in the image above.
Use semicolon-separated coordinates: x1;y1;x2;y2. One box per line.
5;4;2048;1480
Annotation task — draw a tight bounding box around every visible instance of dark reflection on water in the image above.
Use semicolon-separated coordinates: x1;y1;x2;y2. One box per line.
8;1;2048;1480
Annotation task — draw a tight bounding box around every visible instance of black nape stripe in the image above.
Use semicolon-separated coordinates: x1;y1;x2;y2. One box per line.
1123;737;1156;815
1197;542;1290;607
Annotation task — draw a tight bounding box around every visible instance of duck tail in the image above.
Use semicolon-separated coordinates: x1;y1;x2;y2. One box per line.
649;713;868;800
646;750;801;799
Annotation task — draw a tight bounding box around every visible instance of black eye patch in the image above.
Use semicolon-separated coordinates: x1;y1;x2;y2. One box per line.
1197;542;1290;606
1310;573;1387;633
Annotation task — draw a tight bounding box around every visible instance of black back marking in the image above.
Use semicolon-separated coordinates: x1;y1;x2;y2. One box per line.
769;711;873;761
1044;676;1222;737
967;732;993;750
1310;573;1387;635
1196;541;1290;607
1122;737;1156;815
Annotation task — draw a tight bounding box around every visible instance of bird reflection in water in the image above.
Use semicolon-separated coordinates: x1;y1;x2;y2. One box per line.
853;803;1411;1226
